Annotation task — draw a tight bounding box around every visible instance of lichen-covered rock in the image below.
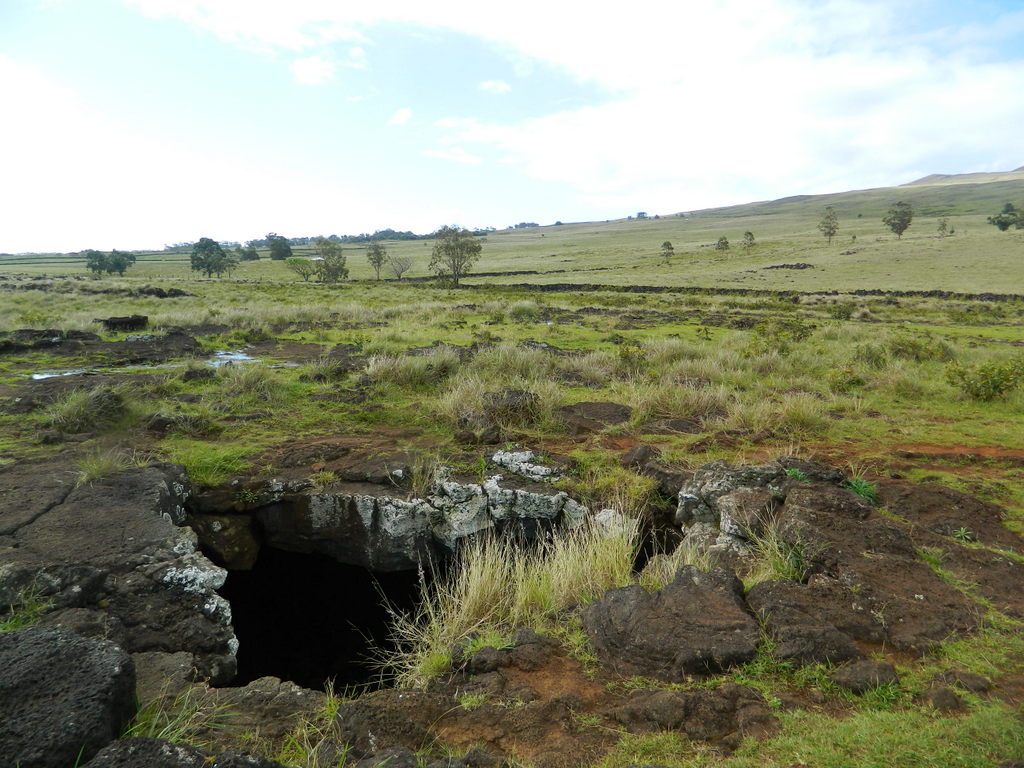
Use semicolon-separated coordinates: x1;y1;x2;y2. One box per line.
254;472;588;572
0;627;136;768
0;460;237;683
491;448;563;482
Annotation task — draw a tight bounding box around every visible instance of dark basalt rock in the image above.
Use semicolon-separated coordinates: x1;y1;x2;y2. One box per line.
0;627;136;768
830;660;898;693
582;566;759;681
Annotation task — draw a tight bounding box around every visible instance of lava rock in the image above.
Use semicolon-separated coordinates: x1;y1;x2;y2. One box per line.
583;566;759;680
82;738;207;767
830;660;898;693
0;627;136;768
555;401;632;436
746;579;867;665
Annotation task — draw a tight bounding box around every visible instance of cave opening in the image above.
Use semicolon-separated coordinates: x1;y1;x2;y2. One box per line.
218;546;423;691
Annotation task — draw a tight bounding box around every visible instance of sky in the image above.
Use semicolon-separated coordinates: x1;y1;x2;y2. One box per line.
1;0;1023;253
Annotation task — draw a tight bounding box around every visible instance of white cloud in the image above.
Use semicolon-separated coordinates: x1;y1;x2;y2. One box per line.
0;56;450;252
479;79;510;94
290;54;336;84
88;3;1024;217
386;107;413;126
423;147;483;165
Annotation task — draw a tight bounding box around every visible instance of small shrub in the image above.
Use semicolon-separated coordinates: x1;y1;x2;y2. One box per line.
828;303;856;320
826;366;866;393
745;317;813;356
309;470;338;491
639;541;714;591
785;467;809;482
887;331;954;363
945;358;1024;401
366;347;461;388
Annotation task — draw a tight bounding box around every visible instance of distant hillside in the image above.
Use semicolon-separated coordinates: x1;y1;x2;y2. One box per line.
681;172;1024;221
903;167;1024;187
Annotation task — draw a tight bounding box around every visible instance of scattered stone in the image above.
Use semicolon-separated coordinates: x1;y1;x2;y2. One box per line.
583;566;759;680
181;366;215;382
0;627;136;768
100;315;148;332
620;444;660;470
610;683;777;745
941;670;992;692
556;401;632;436
639;417;703;435
921;684;966;712
830;660;898;693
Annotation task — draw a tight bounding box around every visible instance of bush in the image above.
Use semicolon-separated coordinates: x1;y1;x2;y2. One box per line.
946;358;1024;401
887;331;954;362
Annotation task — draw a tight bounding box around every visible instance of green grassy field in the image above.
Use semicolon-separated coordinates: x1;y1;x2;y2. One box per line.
2;174;1022;293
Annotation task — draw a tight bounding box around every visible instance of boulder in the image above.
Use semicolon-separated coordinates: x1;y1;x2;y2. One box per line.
746;579;867;664
0;627;136;768
582;566;759;680
610;683;777;745
0;460;238;683
830;660;898;693
101;315;149;332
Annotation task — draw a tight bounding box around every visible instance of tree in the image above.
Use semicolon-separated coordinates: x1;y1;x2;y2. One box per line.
882;201;914;239
366;242;388;280
388;254;413;279
285;257;317;282
743;231;755;248
106;249;136;275
818;206;839;244
429;225;483;286
987;203;1022;231
239;242;260;260
937;217;950;237
313;236;348;283
266;233;292;261
715;236;729;251
84;249;108;275
660;241;674;264
190;237;232;277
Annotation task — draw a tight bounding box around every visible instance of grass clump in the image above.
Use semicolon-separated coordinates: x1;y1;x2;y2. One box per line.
743;522;812;589
639;541;715;591
75;446;148;485
43;385;128;433
388;517;640;687
160;438;251;487
846;476;879;504
365;347;461;389
217;364;286;402
124;687;235;751
1;585;52;632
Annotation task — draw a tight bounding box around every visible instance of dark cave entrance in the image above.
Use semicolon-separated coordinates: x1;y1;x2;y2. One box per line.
218;546;423;691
